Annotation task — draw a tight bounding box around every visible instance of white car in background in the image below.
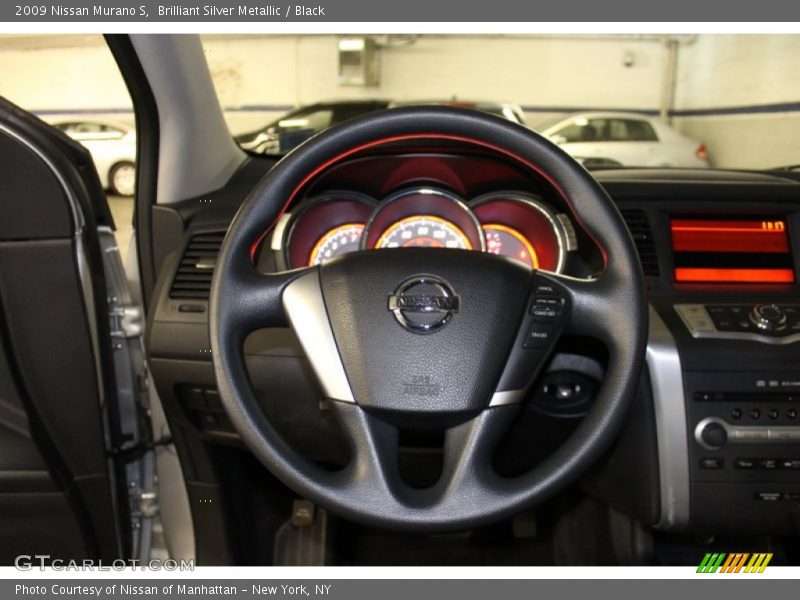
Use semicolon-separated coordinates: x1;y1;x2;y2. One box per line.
535;112;709;168
53;120;137;195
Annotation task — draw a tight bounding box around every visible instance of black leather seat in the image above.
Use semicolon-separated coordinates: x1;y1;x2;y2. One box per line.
0;97;126;563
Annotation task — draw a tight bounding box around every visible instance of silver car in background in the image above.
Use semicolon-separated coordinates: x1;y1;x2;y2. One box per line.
53;119;137;195
535;112;709;168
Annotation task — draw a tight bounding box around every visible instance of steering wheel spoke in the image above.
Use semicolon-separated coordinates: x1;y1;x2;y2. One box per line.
328;400;520;525
437;406;518;499
325;401;402;501
212;264;301;336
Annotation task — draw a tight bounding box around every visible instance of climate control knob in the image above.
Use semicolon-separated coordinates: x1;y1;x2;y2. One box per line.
749;304;787;331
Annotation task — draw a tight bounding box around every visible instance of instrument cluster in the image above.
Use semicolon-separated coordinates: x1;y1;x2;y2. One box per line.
281;187;577;272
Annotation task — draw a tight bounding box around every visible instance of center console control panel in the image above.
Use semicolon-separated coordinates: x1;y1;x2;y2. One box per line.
683;370;800;533
676;303;800;344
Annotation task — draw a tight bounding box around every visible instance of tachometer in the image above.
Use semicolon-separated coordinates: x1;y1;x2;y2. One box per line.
472;192;575;272
375;215;472;250
308;223;365;265
483;223;538;269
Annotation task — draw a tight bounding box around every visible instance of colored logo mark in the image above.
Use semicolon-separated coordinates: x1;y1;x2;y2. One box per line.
697;552;773;573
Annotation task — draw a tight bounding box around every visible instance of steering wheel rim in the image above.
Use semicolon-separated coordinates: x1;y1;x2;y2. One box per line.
210;106;647;531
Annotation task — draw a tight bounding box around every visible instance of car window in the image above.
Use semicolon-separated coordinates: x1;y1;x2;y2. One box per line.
607;118;658;142
556;119;600;143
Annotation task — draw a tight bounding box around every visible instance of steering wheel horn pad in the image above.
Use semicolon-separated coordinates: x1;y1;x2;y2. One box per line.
317;248;529;420
210;106;647;531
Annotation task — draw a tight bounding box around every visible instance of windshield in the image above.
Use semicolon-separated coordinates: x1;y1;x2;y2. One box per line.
202;34;800;170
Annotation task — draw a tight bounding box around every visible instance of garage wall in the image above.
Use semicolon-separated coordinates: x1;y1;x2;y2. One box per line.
0;35;134;128
1;34;798;169
201;34;668;133
672;35;800;169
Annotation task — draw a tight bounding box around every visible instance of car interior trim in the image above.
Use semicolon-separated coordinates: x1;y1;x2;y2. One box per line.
0;123;85;231
646;305;690;531
269;213;292;251
281;269;356;403
0;122;107;406
488;389;526;407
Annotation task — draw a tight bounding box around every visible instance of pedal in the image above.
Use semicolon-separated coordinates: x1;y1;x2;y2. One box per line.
273;500;329;565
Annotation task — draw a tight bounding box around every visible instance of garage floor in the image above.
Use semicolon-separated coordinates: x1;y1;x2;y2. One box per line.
107;195;133;258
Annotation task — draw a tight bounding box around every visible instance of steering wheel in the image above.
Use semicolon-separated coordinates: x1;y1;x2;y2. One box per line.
210;107;647;531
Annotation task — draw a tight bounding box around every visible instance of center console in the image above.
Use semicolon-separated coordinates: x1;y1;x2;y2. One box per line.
616;192;800;535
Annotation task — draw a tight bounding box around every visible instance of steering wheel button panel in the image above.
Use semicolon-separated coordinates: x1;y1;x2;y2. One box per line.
496;274;571;391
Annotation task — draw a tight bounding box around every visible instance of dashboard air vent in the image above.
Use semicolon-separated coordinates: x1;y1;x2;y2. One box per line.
620;209;660;276
169;231;226;300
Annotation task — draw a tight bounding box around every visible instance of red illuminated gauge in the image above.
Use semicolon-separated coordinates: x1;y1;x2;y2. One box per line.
472;192;574;273
308;223;365;266
483;224;538;269
375;215;473;250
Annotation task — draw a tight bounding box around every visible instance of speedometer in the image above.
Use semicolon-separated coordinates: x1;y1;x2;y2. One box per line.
375;215;473;250
308;223;365;265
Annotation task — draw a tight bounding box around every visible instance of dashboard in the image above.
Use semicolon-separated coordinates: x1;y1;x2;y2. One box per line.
145;148;800;562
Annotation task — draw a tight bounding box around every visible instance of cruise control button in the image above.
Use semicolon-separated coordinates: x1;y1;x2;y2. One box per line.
530;296;563;315
533;282;560;296
523;324;553;349
532;306;559;321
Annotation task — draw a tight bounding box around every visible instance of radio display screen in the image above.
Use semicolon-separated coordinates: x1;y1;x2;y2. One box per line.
670;216;795;283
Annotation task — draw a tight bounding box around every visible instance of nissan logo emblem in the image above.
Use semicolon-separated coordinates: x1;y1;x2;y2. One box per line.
387;276;459;334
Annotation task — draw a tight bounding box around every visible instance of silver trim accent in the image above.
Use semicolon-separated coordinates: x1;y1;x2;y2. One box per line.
195;257;217;270
556;213;579;252
647;306;690;531
270;212;292;251
695;417;800;449
489;390;525;407
675;303;800;345
282;271;355;403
